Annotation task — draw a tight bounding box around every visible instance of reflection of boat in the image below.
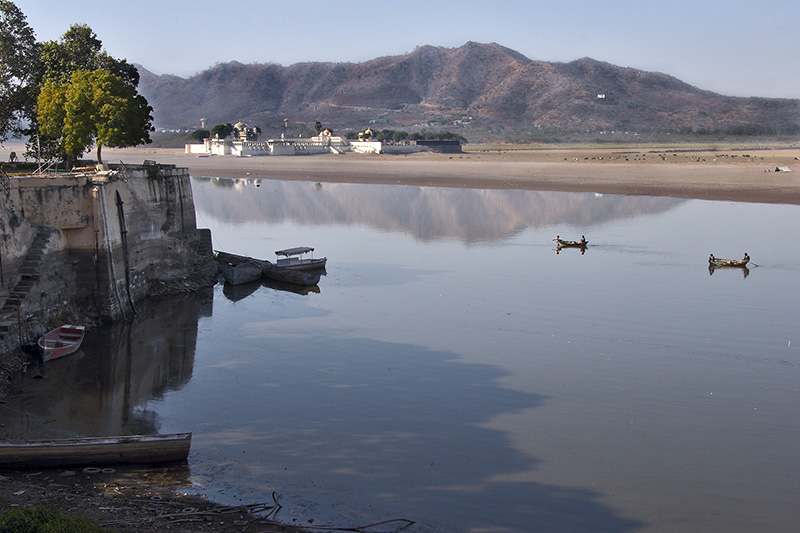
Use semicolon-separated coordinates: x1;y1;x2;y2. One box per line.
275;247;327;270
38;325;86;362
217;251;321;286
0;433;191;469
555;235;588;247
223;279;261;301
708;254;749;267
222;262;263;285
262;277;321;295
709;264;750;278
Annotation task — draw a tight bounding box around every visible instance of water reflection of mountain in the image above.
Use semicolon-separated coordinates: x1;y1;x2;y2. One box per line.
0;290;212;440
192;177;684;243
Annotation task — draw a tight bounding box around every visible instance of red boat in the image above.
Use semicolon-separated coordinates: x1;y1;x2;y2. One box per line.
37;325;86;362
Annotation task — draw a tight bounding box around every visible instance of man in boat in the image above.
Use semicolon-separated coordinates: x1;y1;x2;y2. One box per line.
743;253;750;262
709;254;715;262
580;235;587;245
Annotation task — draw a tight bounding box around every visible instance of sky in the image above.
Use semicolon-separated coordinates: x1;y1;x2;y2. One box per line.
12;0;800;99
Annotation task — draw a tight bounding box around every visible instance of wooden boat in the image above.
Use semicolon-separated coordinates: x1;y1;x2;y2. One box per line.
38;325;86;362
275;247;327;271
555;236;588;247
708;253;749;267
0;433;191;469
262;261;322;286
216;251;321;286
222;261;263;285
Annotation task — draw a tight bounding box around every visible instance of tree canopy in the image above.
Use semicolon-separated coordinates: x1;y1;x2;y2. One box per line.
38;69;153;164
211;123;234;139
0;0;38;142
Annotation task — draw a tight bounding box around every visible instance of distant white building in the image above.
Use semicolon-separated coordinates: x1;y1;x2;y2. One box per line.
185;125;349;156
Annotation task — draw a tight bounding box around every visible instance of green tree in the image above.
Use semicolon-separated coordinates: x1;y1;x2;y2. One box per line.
0;0;39;142
314;121;323;134
30;23;142;162
38;69;153;164
191;128;210;141
211;123;233;138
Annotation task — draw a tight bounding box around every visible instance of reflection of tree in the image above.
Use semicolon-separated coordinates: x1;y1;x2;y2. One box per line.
193;178;684;243
0;290;212;440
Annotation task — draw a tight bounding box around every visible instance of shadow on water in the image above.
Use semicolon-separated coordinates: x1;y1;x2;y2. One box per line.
184;324;644;531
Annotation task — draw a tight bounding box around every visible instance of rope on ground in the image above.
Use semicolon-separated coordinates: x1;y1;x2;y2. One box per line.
302;517;416;532
100;492;282;527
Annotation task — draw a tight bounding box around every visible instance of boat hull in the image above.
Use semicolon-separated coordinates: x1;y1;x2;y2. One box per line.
222;262;263;285
216;251;321;286
557;239;588;247
38;325;85;362
0;433;191;469
262;262;322;286
709;259;749;267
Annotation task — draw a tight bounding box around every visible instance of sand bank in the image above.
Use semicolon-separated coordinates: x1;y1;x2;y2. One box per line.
9;143;800;205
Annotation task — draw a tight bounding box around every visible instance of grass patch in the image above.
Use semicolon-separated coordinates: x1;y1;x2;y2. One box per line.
0;506;114;532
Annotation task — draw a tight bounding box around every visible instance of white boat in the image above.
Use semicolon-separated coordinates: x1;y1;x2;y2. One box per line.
275;247;327;270
38;325;86;362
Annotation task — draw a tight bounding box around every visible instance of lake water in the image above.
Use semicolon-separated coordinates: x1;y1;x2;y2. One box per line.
3;177;799;532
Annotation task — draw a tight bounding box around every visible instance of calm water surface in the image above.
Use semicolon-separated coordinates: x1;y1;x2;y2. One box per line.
3;178;799;532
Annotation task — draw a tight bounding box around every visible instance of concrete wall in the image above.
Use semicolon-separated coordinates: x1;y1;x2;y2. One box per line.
0;163;214;354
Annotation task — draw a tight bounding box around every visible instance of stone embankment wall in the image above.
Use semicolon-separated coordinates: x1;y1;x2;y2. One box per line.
0;163;216;357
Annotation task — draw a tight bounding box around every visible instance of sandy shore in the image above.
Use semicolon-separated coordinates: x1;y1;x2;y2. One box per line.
3;142;799;204
98;145;800;205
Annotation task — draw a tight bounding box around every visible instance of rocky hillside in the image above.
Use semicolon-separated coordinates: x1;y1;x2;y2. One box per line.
137;42;800;137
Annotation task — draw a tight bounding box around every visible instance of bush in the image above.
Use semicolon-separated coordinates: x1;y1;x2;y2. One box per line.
0;506;113;532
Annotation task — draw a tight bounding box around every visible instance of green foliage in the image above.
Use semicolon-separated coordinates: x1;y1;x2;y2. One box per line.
191;128;210;141
38;69;154;163
36;24;139;88
0;506;113;532
0;0;39;142
211;123;233;139
366;128;467;143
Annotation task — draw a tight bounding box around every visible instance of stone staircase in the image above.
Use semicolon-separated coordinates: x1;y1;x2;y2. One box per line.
0;230;49;342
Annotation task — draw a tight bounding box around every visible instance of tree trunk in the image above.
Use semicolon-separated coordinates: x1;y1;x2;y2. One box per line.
96;144;103;165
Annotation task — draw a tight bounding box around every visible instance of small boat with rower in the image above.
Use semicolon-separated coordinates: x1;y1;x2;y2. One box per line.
555;235;588;247
708;253;750;268
275;247;327;271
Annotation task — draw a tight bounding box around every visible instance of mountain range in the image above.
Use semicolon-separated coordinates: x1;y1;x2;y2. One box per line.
137;42;799;139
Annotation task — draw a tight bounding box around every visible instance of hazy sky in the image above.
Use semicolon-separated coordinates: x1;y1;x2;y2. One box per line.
13;0;800;99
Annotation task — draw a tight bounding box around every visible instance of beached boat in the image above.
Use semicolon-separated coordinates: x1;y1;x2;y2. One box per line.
555;236;588;247
708;253;749;267
0;433;191;469
216;251;321;286
222;261;263;285
275;247;327;270
38;325;85;362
